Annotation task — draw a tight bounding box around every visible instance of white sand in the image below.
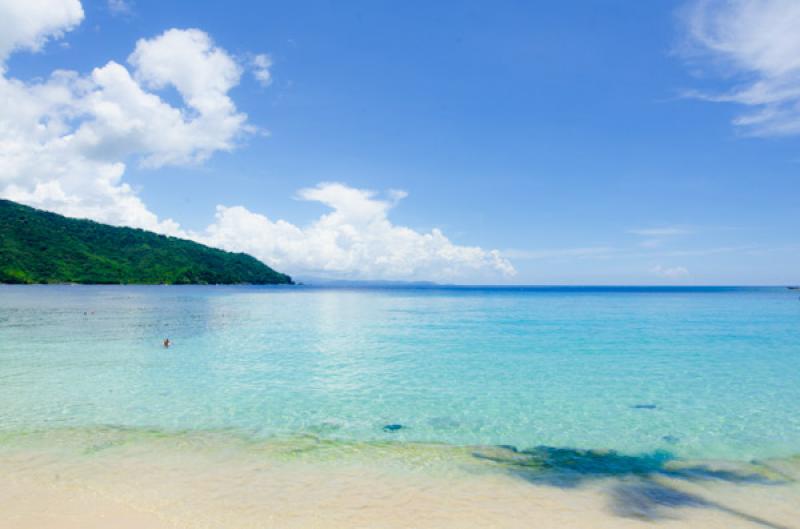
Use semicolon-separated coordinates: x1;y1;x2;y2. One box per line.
1;431;798;529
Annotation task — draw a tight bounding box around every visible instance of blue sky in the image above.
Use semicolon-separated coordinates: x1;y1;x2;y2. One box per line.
1;0;798;284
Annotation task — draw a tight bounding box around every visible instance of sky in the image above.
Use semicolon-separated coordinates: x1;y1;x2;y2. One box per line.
0;0;798;285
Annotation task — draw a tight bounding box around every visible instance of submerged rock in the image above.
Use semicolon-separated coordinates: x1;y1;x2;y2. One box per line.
662;435;679;445
382;424;403;433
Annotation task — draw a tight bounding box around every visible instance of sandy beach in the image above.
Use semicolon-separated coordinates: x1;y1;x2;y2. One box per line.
2;429;798;529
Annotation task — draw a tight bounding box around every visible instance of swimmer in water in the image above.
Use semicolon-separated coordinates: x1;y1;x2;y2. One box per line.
163;338;171;348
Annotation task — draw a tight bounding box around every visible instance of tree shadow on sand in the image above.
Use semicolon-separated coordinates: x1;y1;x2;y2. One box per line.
472;445;795;529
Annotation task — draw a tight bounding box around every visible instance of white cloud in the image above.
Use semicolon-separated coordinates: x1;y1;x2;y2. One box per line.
130;29;242;118
682;0;800;136
650;265;690;279
0;0;83;64
0;2;513;281
108;0;132;16
196;183;516;281
0;2;249;233
251;54;272;86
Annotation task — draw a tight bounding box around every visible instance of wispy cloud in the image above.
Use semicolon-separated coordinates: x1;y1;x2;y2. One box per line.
628;227;690;237
504;243;772;264
629;226;690;249
502;247;616;260
651;265;690;279
680;0;800;136
108;0;132;16
251;53;272;86
655;244;758;257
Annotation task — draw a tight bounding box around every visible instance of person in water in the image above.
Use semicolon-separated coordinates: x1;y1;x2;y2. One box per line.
163;338;171;348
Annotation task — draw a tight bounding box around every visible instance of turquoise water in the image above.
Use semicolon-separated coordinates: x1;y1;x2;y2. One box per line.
1;285;799;461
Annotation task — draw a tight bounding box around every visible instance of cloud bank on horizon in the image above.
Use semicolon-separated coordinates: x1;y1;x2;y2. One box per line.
0;0;514;281
683;0;800;136
204;183;515;281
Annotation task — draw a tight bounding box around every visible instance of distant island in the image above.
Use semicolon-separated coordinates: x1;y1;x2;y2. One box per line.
0;199;292;285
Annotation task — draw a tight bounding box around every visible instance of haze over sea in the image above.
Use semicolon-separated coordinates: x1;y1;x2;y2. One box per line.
2;285;800;528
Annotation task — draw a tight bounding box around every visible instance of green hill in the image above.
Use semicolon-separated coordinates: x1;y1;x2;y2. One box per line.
0;199;292;285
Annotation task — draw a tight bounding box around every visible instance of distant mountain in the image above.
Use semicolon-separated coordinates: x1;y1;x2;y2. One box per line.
294;276;440;288
0;199;292;285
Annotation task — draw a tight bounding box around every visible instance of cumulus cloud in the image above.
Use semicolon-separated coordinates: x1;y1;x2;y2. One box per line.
197;183;516;280
0;2;512;281
251;54;273;86
130;29;242;120
0;0;83;64
0;1;248;233
650;265;690;279
682;0;800;135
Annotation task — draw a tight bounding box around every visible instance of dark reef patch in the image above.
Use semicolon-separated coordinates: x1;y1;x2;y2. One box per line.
382;424;403;433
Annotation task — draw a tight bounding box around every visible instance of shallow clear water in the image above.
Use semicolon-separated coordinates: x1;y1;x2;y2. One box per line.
1;285;799;461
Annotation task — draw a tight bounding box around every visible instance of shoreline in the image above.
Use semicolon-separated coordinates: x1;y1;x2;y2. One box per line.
2;427;798;529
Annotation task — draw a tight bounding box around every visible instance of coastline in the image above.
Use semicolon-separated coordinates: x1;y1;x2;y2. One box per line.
3;286;799;527
2;427;798;529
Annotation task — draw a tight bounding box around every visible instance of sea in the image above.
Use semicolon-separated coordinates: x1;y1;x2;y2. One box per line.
1;285;799;528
